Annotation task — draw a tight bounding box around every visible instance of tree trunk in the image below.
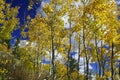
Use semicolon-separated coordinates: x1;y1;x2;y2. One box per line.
51;26;56;80
95;36;101;77
83;25;89;80
111;42;114;80
67;22;72;80
77;34;81;80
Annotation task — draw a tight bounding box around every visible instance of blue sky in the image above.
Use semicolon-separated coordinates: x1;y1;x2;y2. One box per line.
6;0;50;25
7;0;38;25
7;0;37;45
7;0;50;45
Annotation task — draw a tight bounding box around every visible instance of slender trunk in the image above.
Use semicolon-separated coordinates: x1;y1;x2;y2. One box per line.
95;36;101;77
102;60;105;76
84;57;86;75
67;23;72;80
86;59;89;80
49;51;52;75
119;62;120;77
82;3;89;79
77;34;81;80
51;26;56;80
37;42;42;79
36;46;39;74
33;46;36;74
83;25;89;80
100;41;105;77
100;41;103;76
67;41;71;80
36;36;40;75
111;42;114;80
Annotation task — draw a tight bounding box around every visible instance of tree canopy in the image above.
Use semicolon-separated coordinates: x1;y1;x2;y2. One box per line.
0;0;120;80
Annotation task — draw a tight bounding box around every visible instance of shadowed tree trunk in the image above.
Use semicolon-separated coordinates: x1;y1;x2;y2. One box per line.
95;36;102;77
51;25;56;80
83;25;89;80
67;20;72;80
77;34;81;80
111;42;114;80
